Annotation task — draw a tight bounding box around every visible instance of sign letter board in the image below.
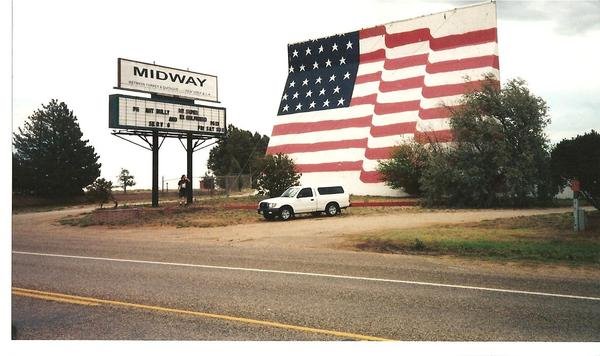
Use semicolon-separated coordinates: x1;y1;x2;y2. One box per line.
109;94;226;135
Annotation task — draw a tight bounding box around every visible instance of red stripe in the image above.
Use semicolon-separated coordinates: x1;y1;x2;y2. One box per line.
430;28;497;51
374;100;420;115
414;129;453;143
426;55;499;74
370;122;417;137
418;106;454;120
350;94;377;106
266;138;368;155
271;116;372;136
360;49;386;63
360;25;386;39
421;80;486;99
379;76;424;92
385;28;431;48
297;161;364;173
364;146;393;160
355;71;382;84
384;53;429;70
360;170;382;183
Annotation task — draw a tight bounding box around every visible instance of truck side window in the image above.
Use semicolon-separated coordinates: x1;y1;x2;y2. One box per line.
297;188;313;198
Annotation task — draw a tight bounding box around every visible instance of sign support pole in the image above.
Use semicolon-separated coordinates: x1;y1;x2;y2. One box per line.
187;133;193;205
152;130;159;207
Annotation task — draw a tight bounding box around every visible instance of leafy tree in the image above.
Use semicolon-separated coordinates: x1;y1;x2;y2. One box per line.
13;99;101;197
420;76;553;207
117;168;136;193
378;76;553;207
421;76;553;207
551;130;600;210
86;178;117;208
207;124;270;186
256;153;301;197
377;141;428;195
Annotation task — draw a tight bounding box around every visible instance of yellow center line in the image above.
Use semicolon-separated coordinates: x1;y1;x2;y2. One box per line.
11;287;392;341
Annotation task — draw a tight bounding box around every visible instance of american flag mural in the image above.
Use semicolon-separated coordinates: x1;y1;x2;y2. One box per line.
266;2;499;196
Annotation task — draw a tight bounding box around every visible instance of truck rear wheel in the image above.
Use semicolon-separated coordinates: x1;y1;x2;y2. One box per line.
325;203;339;216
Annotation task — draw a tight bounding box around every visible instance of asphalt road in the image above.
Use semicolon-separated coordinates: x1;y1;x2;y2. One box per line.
11;209;600;341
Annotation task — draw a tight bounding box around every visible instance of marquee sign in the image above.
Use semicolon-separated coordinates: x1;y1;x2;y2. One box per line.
109;94;226;135
117;58;218;102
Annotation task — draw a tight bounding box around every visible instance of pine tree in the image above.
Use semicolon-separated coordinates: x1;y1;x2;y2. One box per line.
13;99;101;197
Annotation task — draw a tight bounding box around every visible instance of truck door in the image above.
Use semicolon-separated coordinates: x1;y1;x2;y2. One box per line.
295;187;317;213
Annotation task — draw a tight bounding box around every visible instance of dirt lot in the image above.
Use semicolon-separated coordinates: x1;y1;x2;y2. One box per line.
13;205;578;248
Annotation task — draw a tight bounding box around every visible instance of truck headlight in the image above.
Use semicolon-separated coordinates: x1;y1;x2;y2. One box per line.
269;203;278;208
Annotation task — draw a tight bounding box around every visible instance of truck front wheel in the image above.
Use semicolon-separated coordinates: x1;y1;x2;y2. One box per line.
279;206;293;221
325;203;339;216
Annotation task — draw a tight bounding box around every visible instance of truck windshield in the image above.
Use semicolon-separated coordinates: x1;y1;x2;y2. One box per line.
280;187;300;197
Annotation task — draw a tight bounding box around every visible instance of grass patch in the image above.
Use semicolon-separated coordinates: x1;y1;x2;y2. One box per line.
353;211;600;265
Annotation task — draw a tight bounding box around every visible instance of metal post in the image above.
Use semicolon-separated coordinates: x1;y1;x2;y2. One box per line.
187;133;193;205
152;130;159;207
162;176;164;192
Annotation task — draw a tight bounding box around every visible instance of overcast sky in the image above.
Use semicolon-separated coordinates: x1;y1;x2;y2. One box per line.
10;0;600;189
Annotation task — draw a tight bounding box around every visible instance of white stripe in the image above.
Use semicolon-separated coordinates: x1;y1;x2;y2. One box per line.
420;95;463;109
13;251;600;302
380;66;426;81
385;42;430;59
356;61;383;76
352;81;379;98
417;118;451;132
371;112;418;126
425;67;498;86
367;134;414;148
274;105;374;125
289;149;366;165
377;88;422;103
269;127;369;146
428;42;498;63
384;3;495;38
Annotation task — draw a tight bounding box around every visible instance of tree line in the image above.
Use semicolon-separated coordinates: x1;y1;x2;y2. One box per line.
12;77;599;209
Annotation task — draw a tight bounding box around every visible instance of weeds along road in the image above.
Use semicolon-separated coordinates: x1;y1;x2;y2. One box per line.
11;207;600;341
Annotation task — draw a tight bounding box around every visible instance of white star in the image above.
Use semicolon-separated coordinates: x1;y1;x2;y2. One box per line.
289;65;294;73
337;98;345;106
305;47;312;55
319;88;326;96
329;74;336;82
343;72;351;80
289;81;295;88
295;103;303;111
333;86;341;94
332;43;338;51
346;40;353;49
305;90;312;97
323;99;330;107
313;61;319;69
302;78;309;86
299;64;305;71
309;101;316;109
282;93;288;100
292;49;298;57
339;57;346;65
318;45;324;53
315;77;322;84
292;92;299;99
282;104;289;112
325;59;332;67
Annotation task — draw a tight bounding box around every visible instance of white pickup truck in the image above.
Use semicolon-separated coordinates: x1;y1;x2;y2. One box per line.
257;185;350;221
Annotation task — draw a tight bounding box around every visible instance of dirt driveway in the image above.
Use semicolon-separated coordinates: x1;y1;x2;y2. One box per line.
13;206;574;249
